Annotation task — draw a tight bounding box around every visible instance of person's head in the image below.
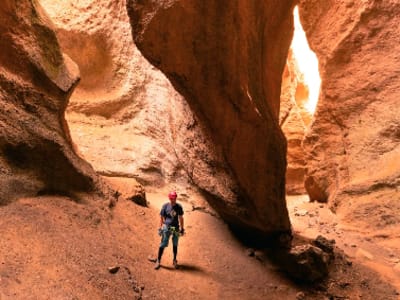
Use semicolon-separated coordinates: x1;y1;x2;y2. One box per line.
168;191;177;204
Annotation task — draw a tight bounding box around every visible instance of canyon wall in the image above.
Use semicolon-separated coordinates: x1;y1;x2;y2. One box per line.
38;0;239;206
280;50;309;195
0;0;111;204
299;1;400;223
127;0;295;237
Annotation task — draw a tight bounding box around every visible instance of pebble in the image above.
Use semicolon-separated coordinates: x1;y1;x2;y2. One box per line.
246;248;255;257
108;266;120;274
295;209;308;216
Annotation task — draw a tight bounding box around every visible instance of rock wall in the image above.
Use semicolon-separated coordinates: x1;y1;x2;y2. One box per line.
127;0;295;237
299;1;400;213
0;0;111;204
38;0;239;204
280;50;309;195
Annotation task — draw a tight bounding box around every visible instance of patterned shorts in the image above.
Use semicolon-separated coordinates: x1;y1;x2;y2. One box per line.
160;225;179;248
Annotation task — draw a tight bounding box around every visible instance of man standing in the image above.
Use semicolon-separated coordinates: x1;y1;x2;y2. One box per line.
154;191;185;270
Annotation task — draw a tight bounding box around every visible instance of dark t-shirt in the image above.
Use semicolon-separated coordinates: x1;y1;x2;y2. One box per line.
160;202;184;229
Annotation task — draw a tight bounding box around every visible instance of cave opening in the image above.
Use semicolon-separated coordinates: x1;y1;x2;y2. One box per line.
280;5;321;196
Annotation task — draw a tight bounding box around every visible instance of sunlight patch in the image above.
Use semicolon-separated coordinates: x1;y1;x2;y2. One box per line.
291;6;321;115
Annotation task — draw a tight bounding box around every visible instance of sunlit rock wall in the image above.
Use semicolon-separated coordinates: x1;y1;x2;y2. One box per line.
38;0;239;204
299;1;400;218
280;50;309;195
127;0;295;237
0;0;111;204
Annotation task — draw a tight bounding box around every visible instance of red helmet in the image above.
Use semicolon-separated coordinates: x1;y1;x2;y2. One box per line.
168;191;177;200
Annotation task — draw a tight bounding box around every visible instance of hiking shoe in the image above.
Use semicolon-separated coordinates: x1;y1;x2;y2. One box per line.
173;260;178;269
154;260;161;270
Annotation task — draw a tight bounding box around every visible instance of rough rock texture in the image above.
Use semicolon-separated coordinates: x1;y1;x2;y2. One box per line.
0;0;111;204
127;0;295;237
280;50;310;195
38;0;238;205
104;176;147;206
277;244;331;282
299;1;400;214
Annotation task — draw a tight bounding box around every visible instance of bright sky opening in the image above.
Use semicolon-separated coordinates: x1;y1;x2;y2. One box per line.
291;6;321;114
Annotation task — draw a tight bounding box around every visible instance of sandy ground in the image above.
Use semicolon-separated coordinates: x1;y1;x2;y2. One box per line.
288;195;400;294
0;186;399;299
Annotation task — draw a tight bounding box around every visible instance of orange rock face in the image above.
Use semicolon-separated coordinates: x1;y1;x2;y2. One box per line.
38;0;240;206
299;1;400;213
280;50;309;195
127;0;295;237
0;0;111;204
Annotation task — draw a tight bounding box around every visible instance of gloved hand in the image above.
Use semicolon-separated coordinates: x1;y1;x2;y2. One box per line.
158;228;163;236
179;228;185;236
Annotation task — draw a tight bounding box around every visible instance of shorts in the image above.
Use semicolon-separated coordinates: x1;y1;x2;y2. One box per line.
159;225;179;248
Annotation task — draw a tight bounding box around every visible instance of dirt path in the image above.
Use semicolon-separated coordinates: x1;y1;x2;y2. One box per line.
120;190;300;300
0;191;398;299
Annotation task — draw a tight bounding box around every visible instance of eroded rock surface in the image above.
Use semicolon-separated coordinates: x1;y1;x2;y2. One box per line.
280;50;309;195
299;1;400;221
38;0;239;208
127;0;295;237
0;0;111;204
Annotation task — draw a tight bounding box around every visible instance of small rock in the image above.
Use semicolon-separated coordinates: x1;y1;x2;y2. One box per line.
296;291;305;299
254;250;265;262
339;282;351;289
313;235;335;256
192;206;206;211
129;192;147;207
295;209;308;216
246;248;255;257
108;266;120;274
389;257;400;263
147;255;157;262
345;258;353;266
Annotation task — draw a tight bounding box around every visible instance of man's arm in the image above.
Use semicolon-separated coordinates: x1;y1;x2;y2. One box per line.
159;216;165;228
179;215;184;233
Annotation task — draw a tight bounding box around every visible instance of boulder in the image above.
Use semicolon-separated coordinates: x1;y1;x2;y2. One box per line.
104;177;147;207
280;244;331;282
